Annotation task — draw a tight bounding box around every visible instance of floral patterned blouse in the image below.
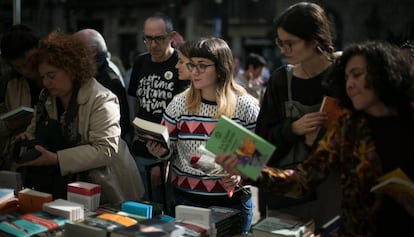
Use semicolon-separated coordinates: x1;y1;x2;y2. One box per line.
255;112;414;236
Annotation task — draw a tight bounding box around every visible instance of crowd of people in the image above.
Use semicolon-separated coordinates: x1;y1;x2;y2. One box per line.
0;2;413;236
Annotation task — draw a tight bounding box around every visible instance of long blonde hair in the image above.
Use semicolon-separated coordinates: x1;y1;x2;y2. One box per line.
185;37;247;118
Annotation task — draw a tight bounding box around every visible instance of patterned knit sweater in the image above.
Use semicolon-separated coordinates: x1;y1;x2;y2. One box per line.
162;92;259;196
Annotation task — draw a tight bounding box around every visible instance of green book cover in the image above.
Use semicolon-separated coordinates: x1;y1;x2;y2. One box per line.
205;115;276;180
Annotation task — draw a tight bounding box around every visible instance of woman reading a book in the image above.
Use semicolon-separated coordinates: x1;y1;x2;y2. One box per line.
0;24;41;170
216;41;414;236
14;31;144;204
147;37;259;234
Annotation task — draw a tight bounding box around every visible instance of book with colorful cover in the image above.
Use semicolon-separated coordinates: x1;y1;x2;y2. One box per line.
0;219;47;237
205;115;276;180
370;168;414;198
19;211;68;231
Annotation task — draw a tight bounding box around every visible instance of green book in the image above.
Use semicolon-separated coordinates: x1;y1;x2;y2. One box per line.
205;115;276;180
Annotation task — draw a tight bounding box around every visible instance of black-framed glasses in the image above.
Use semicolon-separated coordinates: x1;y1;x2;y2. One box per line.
186;62;215;73
143;34;170;45
275;38;302;53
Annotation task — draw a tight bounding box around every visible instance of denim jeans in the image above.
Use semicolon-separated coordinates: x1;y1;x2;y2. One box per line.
172;188;253;234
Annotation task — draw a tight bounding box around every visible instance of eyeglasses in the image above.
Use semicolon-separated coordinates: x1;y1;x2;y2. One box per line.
186;62;215;73
275;38;302;53
143;34;170;45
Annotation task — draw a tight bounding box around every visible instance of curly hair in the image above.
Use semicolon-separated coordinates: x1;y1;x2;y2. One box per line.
27;31;96;88
327;40;414;117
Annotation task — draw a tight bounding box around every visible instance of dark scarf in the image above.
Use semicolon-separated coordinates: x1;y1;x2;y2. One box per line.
36;88;81;150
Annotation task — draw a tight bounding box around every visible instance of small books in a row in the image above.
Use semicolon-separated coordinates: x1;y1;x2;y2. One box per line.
0;211;69;237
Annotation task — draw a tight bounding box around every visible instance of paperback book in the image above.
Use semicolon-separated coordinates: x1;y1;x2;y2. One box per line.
133;117;170;149
0;106;34;122
205;115;276;180
319;96;347;128
370;168;414;198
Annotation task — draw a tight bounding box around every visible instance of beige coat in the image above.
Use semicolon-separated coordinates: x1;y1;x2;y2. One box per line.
26;78;143;204
0;76;33;137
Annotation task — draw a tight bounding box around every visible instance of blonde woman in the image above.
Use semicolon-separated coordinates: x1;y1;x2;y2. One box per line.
148;37;259;234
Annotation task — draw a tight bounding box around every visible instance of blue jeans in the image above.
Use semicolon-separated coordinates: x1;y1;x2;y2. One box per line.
172;188;253;234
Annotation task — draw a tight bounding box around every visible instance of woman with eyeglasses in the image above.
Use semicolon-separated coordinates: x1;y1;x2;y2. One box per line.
147;37;259;235
175;40;194;81
253;2;341;228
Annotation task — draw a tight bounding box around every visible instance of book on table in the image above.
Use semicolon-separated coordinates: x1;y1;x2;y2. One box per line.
319;96;347;128
252;211;314;237
0;106;34;122
370;168;414;198
17;188;53;214
133;117;170;149
205;115;276;181
0;188;14;205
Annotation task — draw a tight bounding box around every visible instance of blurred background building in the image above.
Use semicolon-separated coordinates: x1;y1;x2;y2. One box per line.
1;0;413;70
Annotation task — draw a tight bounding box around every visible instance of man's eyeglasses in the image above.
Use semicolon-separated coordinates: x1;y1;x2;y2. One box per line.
186;62;215;73
143;34;170;45
275;38;302;54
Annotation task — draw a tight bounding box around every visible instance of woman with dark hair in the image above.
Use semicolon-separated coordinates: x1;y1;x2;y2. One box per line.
253;2;340;227
217;41;414;236
175;40;194;81
147;37;259;234
16;31;144;203
0;24;41;170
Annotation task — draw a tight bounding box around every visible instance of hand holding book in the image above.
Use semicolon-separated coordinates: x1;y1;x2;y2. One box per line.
370;168;414;216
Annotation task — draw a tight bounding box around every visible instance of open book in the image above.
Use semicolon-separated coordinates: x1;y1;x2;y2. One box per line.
205;115;276;180
0;106;34;122
133;117;170;149
319;96;346;128
370;168;414;198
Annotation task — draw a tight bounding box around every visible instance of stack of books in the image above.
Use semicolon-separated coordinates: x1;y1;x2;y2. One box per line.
209;206;242;237
42;199;84;221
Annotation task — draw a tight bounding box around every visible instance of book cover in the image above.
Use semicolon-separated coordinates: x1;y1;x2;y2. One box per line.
19;211;68;231
121;201;153;219
318;215;342;237
0;219;47;237
319;96;346;128
133;117;170;149
0;188;15;205
175;205;211;230
64;221;107;237
252;216;309;237
370;168;414;198
17;188;53;214
0;198;18;214
0;106;34;122
205;115;276;180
